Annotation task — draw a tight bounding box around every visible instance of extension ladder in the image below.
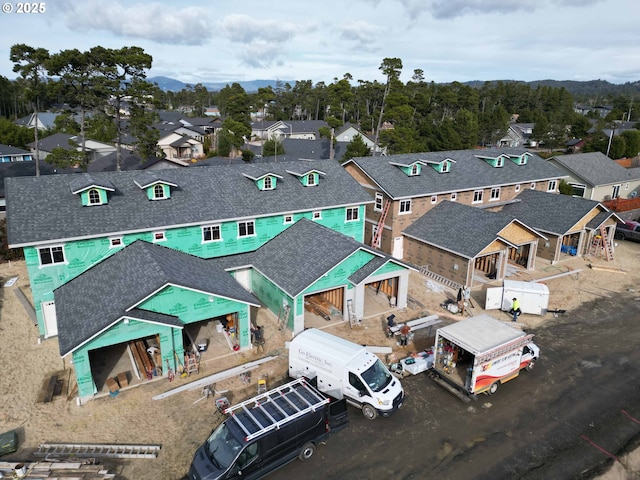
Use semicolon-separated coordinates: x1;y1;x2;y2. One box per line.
35;443;161;459
371;199;391;248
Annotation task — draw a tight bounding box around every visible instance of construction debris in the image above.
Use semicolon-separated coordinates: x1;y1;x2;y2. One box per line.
588;264;626;274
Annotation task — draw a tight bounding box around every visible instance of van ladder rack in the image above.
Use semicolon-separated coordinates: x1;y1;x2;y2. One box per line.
225;377;329;442
34;443;161;459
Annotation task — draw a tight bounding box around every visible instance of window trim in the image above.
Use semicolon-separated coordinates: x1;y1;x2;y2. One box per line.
283;214;294;225
515;184;521;192
307;173;317;186
441;161;449;173
153;231;166;242
530;182;536;190
547;180;557;192
345;206;359;222
312;211;322;221
238;220;256;238
152;184;166;200
495;157;504;168
263;176;274;190
399;199;412;215
450;192;457;202
410;164;419;176
202;224;222;243
374;193;383;212
490;187;500;201
38;245;66;267
88;188;102;206
109;237;123;249
472;190;484;204
431;195;438;204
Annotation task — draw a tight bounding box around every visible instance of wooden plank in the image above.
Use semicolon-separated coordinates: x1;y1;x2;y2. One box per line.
589;265;626;274
128;342;146;379
43;375;58;403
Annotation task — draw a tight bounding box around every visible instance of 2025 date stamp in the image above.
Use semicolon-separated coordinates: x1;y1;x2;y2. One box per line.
2;2;46;14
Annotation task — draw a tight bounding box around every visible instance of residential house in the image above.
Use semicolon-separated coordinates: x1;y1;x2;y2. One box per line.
497;123;537;148
499;189;621;264
6;159;411;401
334;124;384;155
244;138;347;162
402;201;545;290
343;147;565;259
0;144;32;163
157;132;204;160
15;111;60;130
547;152;640;201
251;120;328;141
27;133;116;162
204;106;221;117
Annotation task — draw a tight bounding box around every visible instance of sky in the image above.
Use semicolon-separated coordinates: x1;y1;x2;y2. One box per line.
1;0;639;87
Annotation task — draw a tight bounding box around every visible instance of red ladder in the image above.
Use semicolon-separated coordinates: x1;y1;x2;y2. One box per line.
372;199;391;248
599;226;614;261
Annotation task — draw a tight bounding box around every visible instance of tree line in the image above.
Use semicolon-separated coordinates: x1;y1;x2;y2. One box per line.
2;47;639;168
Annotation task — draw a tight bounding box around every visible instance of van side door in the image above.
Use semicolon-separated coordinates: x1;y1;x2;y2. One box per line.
225;441;262;479
328;398;349;434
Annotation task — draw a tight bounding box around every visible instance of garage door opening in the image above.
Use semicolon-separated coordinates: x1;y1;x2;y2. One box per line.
304;288;344;329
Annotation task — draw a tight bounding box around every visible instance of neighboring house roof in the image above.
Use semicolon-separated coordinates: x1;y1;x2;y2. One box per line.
548;152;640;187
54;240;261;356
238;218;392;297
16;112;59;130
27;133;76;152
403;201;537;259
345;148;565;199
0;144;31;156
245;138;346;162
500;189;605;236
0;161;58;199
86;151;148;172
6;159;373;247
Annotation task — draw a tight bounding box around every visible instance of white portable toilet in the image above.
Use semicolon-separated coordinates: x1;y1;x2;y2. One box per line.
485;279;549;315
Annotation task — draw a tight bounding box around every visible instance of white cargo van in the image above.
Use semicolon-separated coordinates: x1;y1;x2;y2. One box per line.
289;328;404;419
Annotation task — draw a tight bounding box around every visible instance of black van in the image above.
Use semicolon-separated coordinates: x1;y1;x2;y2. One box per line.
188;377;348;480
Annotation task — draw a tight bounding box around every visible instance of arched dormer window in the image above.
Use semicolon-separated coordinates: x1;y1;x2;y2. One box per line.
88;188;102;205
264;176;273;190
307;173;316;186
153;184;165;199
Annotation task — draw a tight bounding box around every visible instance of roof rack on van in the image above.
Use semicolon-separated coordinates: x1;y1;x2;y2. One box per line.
225;377;329;442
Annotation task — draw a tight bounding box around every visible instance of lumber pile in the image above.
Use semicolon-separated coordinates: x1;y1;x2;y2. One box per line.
304;296;332;320
128;340;155;378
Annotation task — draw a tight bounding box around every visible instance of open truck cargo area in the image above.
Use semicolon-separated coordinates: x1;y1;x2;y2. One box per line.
430;314;539;400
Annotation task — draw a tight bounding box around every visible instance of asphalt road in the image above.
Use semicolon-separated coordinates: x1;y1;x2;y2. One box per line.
272;294;640;480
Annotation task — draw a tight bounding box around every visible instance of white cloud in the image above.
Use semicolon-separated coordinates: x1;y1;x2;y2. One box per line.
219;14;302;43
59;0;213;45
339;21;381;49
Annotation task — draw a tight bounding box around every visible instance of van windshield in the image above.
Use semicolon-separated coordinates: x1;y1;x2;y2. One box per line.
361;358;392;392
205;423;243;470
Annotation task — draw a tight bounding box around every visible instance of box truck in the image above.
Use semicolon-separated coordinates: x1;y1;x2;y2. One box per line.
188;377;348;480
485;279;549;315
289;328;404;420
430;314;539;399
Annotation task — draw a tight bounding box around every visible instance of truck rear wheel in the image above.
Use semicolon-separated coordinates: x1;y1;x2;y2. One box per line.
298;442;316;461
488;382;499;395
362;404;378;420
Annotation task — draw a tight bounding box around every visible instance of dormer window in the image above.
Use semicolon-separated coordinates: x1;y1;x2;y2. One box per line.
134;173;177;201
70;174;115;207
421;158;455;173
307;173;317;186
243;171;282;190
440;161;449;173
476;155;505;168
286;168;325;187
496;157;504;167
153;184;166;200
507;153;529;165
88;188;102;205
410;164;419;176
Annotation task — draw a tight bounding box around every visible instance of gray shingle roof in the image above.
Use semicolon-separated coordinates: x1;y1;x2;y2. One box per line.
0;144;30;155
548;152;640;186
346;148;564;199
54;240;260;356
403;201;521;258
247;218;384;297
500;189;603;235
69;174;115;194
27;133;76;152
6;159;372;247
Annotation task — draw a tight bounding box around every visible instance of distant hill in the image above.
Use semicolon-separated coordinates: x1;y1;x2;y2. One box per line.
463;79;640;100
147;76;292;93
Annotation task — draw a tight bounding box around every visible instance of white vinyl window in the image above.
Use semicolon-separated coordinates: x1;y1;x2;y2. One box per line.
473;190;484;204
283;214;294;224
88;188;102;205
312;211;322;220
202;225;221;243
38;245;65;266
153;184;165;200
450;192;457;201
153;231;166;242
399;199;412;214
431;195;437;204
490;188;500;201
530;182;536;189
515;184;521;192
374;193;384;212
238;221;255;237
547;180;557;192
346;207;359;222
109;237;123;248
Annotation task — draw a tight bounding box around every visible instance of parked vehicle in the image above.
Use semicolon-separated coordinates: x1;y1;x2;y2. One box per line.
289;328;404;419
614;220;640;242
429;314;539;399
188;377;348;480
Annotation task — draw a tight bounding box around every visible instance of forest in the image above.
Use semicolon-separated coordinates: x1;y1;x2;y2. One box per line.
2;45;640;165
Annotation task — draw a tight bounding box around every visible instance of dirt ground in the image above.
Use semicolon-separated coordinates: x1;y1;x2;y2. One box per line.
0;241;639;479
